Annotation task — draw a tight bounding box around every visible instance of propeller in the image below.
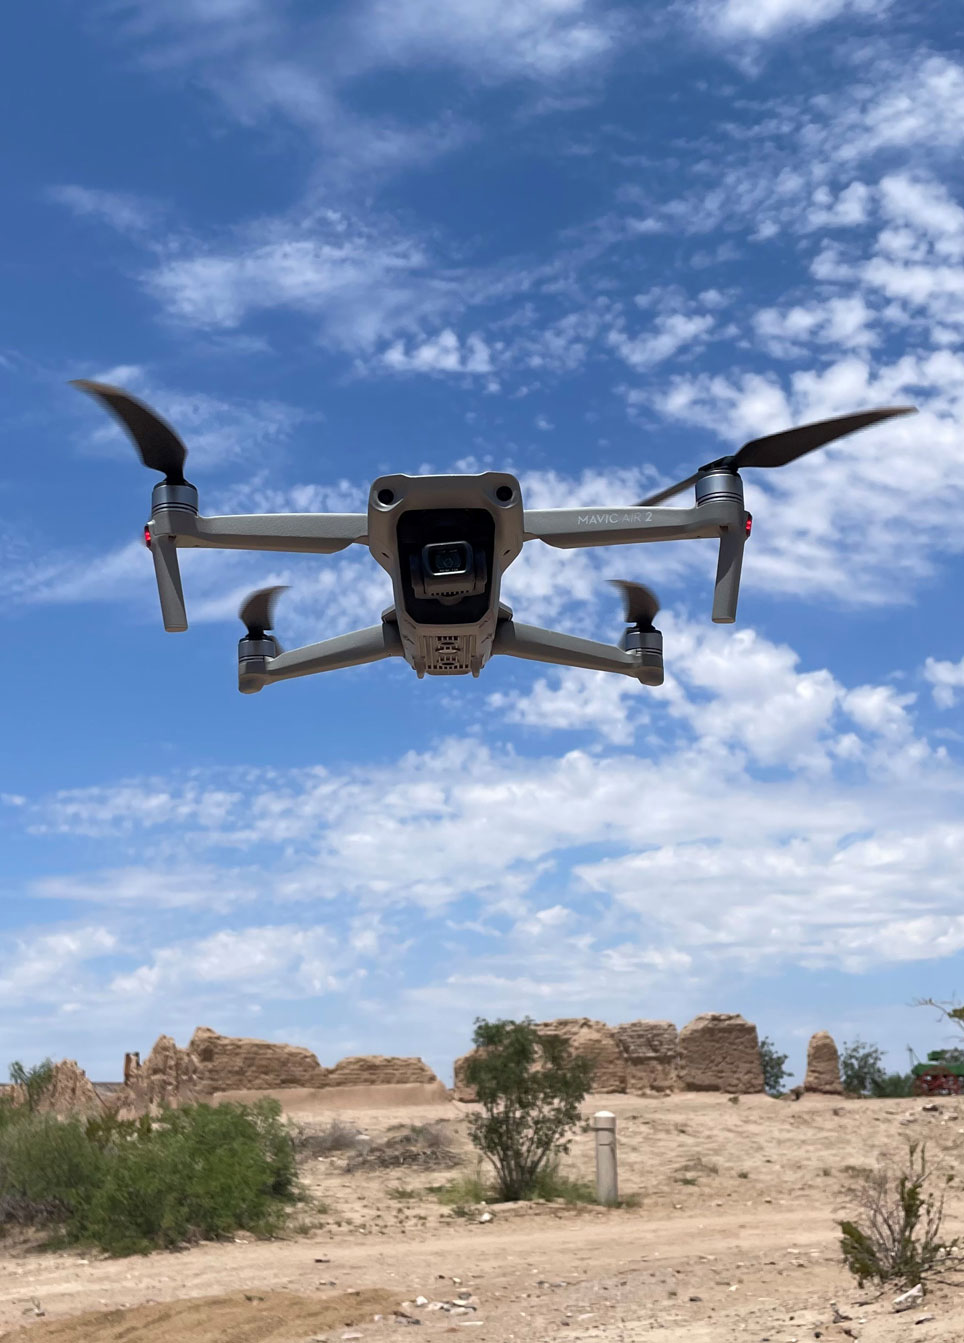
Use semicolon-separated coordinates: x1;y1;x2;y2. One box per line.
71;381;189;484
636;406;917;507
240;585;288;639
609;580;660;629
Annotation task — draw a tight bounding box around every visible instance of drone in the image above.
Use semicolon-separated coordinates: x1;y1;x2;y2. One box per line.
73;381;914;692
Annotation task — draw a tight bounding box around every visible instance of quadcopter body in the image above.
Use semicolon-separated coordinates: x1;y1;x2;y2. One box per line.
73;381;915;694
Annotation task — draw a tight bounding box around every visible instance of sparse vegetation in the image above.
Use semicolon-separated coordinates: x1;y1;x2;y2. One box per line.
463;1016;593;1202
345;1120;457;1172
294;1118;362;1158
0;1079;300;1256
839;1142;958;1287
758;1037;792;1096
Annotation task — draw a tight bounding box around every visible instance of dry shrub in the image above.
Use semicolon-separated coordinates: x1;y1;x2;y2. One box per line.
346;1121;457;1172
839;1142;958;1287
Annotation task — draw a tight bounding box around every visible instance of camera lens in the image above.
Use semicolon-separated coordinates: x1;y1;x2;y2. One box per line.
424;542;470;575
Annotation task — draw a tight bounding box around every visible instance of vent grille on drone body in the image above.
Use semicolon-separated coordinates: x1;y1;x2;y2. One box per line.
419;633;472;675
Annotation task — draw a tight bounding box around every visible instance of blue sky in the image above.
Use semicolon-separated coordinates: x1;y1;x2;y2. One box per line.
3;0;964;1085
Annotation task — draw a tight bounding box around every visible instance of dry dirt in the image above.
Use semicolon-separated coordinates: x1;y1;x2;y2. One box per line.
1;1091;963;1342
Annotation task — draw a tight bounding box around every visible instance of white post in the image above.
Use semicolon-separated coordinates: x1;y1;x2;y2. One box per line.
592;1109;618;1206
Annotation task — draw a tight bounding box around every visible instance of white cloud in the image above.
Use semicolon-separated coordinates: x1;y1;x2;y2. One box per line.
47;185;161;235
924;656;964;709
358;0;617;80
487;667;644;742
695;0;890;41
608;312;714;371
381;329;495;376
145;215;451;350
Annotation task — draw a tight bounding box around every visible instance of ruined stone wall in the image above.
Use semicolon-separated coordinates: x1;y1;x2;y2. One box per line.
678;1013;765;1093
614;1020;679;1093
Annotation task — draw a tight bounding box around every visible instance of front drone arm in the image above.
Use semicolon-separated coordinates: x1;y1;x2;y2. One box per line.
238;622;403;694
523;496;748;623
522;498;738;547
491;620;663;685
150;508;369;554
147;506;369;633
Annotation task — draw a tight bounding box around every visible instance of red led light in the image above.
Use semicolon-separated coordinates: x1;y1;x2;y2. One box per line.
143;525;152;549
745;513;753;538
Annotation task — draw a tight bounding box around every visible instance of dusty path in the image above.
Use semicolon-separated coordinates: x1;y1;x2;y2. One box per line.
0;1092;961;1341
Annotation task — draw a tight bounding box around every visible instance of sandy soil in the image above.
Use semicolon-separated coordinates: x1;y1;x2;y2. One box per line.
1;1091;962;1342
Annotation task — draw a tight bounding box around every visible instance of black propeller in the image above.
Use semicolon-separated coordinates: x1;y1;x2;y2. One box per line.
636;406;917;507
240;585;288;639
72;381;189;485
609;580;660;629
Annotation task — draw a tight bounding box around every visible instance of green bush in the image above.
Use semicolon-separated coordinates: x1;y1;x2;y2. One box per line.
464;1017;593;1202
758;1037;792;1096
870;1071;916;1098
0;1114;104;1226
0;1093;299;1256
79;1100;298;1254
840;1039;887;1095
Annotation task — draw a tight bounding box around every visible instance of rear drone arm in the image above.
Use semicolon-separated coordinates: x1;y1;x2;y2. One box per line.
524;497;748;624
238;622;404;694
491;620;663;685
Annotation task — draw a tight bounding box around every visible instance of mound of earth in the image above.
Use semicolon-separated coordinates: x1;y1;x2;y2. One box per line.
3;1288;401;1342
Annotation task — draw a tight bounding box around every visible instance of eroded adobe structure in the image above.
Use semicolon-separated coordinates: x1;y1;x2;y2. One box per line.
455;1013;764;1100
803;1030;844;1094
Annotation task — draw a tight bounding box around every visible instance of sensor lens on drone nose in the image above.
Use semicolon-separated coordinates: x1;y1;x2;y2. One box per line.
424;541;471;576
495;485;513;502
376;487;395;505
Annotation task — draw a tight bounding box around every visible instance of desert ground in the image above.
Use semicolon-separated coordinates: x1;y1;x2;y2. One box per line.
0;1090;962;1342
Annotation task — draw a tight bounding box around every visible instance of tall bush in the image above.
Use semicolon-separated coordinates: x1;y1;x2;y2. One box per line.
464;1017;592;1202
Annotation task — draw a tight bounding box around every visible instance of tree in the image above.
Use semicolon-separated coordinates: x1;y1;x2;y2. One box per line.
463;1017;593;1202
758;1037;792;1096
839;1039;886;1096
8;1059;54;1114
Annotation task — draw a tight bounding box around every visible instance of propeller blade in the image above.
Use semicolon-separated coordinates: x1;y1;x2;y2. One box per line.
635;405;917;506
733;406;917;471
240;585;288;637
636;472;701;507
71;380;189;484
609;579;660;628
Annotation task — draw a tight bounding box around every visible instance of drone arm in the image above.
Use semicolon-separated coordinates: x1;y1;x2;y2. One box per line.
713;525;746;624
150;510;369;555
151;534;188;632
491;620;662;685
522;500;738;548
239;622;403;693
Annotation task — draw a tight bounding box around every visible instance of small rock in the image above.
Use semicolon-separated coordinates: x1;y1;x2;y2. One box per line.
415;1296;429;1307
689;1295;702;1302
921;1103;940;1113
341;1334;364;1341
915;1316;936;1325
894;1284;924;1312
478;1211;493;1223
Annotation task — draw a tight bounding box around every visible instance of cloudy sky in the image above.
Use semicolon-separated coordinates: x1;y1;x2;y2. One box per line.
2;0;964;1084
